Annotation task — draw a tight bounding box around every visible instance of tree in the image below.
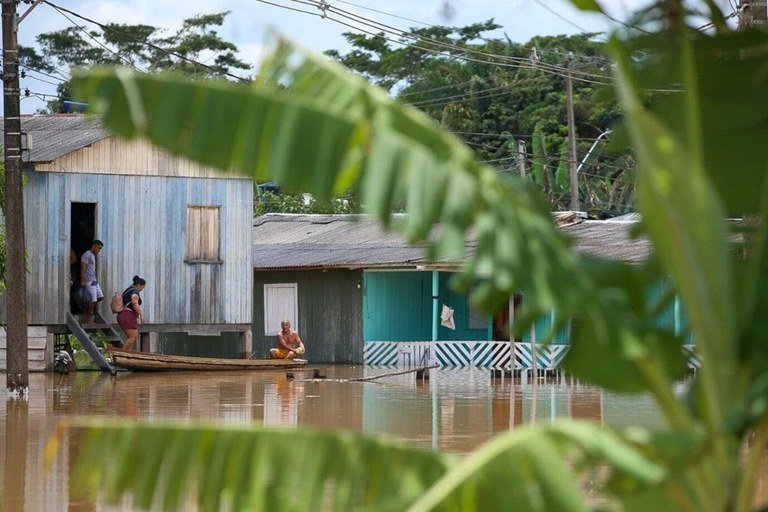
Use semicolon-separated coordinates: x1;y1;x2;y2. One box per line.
327;22;634;212
20;12;250;112
59;1;768;510
254;191;358;216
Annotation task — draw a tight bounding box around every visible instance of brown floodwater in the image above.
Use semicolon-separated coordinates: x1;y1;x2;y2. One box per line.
1;366;766;511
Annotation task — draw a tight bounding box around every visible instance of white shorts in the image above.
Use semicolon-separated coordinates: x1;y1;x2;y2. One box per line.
86;282;104;302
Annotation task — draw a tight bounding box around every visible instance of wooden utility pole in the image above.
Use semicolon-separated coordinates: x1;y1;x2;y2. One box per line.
739;0;767;29
3;0;28;393
566;59;579;211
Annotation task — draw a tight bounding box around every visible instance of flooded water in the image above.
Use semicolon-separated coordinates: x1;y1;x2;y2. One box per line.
1;366;766;510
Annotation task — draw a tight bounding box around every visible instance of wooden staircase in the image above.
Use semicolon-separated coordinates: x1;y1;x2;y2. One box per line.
65;311;124;374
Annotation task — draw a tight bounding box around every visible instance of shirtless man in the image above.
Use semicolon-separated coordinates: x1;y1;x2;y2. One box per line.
270;320;306;359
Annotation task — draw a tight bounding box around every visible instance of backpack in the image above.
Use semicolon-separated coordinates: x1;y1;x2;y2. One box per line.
110;292;124;314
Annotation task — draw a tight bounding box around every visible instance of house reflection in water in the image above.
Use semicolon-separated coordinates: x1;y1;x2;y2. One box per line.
1;369;766;510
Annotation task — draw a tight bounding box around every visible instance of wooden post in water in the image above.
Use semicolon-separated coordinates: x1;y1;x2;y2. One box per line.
3;0;29;393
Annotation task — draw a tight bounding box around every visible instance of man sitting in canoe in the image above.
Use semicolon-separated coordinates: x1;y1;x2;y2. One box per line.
270;320;306;360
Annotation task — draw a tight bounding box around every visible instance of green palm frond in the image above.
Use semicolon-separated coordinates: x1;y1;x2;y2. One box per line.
68;422;451;512
73;38;584;317
63;420;677;512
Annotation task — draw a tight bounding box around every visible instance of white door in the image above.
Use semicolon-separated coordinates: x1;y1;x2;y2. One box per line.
264;283;298;335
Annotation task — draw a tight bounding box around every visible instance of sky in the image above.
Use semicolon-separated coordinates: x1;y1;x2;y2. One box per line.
18;0;729;113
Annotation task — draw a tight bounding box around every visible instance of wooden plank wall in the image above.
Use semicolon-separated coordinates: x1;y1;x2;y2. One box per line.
34;137;245;179
253;270;364;364
0;326;50;372
23;171;253;326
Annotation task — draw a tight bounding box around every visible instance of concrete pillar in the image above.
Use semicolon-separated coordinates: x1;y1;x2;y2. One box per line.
44;332;55;373
140;332;159;353
239;329;253;359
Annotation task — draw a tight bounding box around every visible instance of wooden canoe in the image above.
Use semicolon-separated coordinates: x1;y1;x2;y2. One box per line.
108;348;308;372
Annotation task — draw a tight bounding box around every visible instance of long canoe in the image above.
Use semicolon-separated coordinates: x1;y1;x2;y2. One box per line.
108;348;308;372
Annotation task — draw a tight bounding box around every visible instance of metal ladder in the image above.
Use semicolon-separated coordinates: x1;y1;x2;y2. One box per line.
65;311;123;374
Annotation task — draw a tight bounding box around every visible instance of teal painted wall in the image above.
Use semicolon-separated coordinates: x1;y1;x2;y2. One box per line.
522;312;569;345
438;273;491;341
363;271;489;342
363;271;431;341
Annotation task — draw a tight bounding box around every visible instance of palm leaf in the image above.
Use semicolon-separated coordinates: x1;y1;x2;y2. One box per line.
63;419;680;512
609;35;737;449
67;421;451;512
73;39;583;317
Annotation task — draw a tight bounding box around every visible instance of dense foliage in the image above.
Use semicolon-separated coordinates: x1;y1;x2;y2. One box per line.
254;191;358;216
327;22;636;212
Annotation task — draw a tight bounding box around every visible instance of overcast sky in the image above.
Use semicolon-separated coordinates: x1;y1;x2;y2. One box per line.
19;0;730;113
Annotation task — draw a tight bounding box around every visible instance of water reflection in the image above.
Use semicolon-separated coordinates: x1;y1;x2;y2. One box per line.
0;367;764;510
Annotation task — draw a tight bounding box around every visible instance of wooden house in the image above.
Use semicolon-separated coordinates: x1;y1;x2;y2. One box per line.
1;115;253;370
252;213;660;368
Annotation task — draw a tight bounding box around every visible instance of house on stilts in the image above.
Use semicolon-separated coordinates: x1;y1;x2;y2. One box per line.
0;115;253;372
252;212;696;370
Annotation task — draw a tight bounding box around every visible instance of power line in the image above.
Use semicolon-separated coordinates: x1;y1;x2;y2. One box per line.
42;1;250;82
21;64;68;83
532;0;591;33
22;73;60;87
276;0;615;86
333;0;612;65
318;0;620;85
410;77;546;108
333;0;432;27
46;2;142;71
258;0;680;92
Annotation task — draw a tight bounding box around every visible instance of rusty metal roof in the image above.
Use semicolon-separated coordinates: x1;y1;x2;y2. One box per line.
253;213;650;269
7;115;110;163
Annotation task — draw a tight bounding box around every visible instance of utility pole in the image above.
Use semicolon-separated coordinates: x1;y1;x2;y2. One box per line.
566;58;579;211
739;0;767;29
3;0;28;393
517;140;527;179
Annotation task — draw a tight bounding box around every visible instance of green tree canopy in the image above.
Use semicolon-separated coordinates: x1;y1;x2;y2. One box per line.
327;22;635;212
21;11;251;112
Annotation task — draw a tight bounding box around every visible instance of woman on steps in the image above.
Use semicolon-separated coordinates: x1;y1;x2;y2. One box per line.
116;275;146;351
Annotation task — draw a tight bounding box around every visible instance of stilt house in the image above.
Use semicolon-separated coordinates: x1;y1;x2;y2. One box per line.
252;213;667;368
1;115;253;370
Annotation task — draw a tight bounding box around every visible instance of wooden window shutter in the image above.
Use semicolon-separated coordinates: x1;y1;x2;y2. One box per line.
186;206;220;262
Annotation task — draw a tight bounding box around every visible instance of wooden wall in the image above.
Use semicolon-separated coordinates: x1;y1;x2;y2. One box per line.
252;270;364;364
23;171;253;326
34;137;245;179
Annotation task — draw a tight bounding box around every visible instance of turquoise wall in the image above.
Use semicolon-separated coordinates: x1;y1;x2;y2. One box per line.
363;271;489;342
649;281;692;344
521;312;570;345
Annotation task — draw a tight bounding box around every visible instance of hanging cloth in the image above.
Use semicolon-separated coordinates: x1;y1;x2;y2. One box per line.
440;304;456;330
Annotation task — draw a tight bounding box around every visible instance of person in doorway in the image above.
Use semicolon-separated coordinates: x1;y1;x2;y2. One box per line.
80;240;104;323
116;275;146;351
270;320;305;359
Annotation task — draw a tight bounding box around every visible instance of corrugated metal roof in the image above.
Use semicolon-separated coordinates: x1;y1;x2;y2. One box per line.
561;219;650;264
4;115;111;163
253;213;650;269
